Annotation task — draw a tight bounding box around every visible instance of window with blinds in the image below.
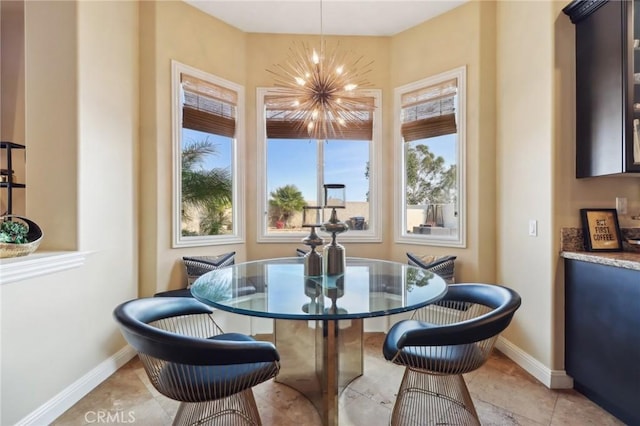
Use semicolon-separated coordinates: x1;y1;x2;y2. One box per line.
394;66;466;248
172;61;244;248
256;87;382;243
400;78;457;142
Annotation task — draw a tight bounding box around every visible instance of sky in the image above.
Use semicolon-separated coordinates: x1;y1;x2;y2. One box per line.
183;129;456;203
266;138;370;202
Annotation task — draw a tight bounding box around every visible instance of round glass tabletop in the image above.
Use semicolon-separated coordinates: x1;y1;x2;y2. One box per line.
190;257;448;320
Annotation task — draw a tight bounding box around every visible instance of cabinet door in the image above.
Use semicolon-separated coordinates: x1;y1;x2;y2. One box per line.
565;259;640;425
575;1;625;176
567;0;640;176
631;0;640;170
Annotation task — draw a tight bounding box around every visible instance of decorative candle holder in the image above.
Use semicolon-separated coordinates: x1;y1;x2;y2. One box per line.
301;276;323;314
323;184;346;208
321;207;349;276
323;274;347;315
302;206;323;277
320;184;348;276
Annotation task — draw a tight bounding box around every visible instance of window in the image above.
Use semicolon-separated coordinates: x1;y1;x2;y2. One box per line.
172;60;244;247
395;66;466;247
256;88;382;242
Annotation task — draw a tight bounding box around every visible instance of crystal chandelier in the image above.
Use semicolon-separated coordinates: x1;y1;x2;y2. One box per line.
266;1;374;140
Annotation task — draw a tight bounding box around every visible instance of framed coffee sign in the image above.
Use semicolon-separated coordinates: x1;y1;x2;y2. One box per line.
580;208;623;251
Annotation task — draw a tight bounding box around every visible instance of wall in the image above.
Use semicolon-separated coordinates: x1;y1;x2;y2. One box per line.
0;1;139;424
138;1;247;297
23;0;78;250
1;0;26;215
389;0;498;283
496;0;555;370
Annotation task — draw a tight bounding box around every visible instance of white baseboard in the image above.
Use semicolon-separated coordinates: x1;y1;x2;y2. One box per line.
496;336;573;389
16;345;136;426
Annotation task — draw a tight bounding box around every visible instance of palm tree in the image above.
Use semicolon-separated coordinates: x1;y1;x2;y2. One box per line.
269;185;306;228
181;139;232;235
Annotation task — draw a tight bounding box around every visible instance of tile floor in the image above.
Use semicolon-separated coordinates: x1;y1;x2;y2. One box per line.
52;333;623;426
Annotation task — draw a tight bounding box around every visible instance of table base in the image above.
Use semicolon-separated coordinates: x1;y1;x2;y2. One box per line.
274;318;364;426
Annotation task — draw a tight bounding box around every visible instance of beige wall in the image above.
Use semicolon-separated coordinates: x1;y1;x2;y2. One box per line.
24;0;78;249
1;1;26;215
496;0;555;367
1;1;25;144
138;1;248;296
389;0;498;283
1;1;139;424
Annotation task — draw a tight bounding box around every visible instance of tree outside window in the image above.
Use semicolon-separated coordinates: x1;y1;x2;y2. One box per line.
181;138;232;236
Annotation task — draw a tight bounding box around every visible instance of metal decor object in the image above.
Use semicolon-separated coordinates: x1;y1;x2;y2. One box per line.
321;207;348;276
302;226;324;276
302;206;324;276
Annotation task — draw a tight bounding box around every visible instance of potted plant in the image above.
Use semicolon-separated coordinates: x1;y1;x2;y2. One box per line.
0;215;43;258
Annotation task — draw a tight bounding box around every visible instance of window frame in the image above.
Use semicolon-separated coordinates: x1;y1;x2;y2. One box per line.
256;87;382;243
171;60;245;248
394;66;467;248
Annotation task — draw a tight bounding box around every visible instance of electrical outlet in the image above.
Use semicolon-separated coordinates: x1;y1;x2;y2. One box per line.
616;197;628;215
528;220;538;237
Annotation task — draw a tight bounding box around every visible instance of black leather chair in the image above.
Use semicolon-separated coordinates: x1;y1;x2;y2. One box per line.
113;297;280;425
383;283;521;426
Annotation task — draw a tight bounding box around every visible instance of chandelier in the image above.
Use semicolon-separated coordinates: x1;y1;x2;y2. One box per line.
266;1;375;140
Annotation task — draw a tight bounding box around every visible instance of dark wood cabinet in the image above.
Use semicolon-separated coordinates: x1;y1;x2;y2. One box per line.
564;259;640;425
564;0;640;177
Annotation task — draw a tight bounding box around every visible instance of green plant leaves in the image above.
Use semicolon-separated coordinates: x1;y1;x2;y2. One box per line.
0;220;29;244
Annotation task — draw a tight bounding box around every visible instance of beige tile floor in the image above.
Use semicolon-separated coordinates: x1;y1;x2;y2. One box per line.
53;333;624;426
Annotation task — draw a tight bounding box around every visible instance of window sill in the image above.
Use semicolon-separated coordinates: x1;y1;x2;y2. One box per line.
0;251;89;285
257;232;382;244
396;234;466;248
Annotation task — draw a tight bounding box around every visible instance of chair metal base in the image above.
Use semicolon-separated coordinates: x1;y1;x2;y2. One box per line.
391;368;480;426
174;389;262;426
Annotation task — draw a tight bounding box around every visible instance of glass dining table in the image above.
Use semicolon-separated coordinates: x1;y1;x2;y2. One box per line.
190;256;448;426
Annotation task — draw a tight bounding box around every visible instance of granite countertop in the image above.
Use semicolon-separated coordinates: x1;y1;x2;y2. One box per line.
560;227;640;271
560;250;640;271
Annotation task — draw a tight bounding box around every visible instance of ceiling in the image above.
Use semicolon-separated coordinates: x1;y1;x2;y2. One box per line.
183;0;468;36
